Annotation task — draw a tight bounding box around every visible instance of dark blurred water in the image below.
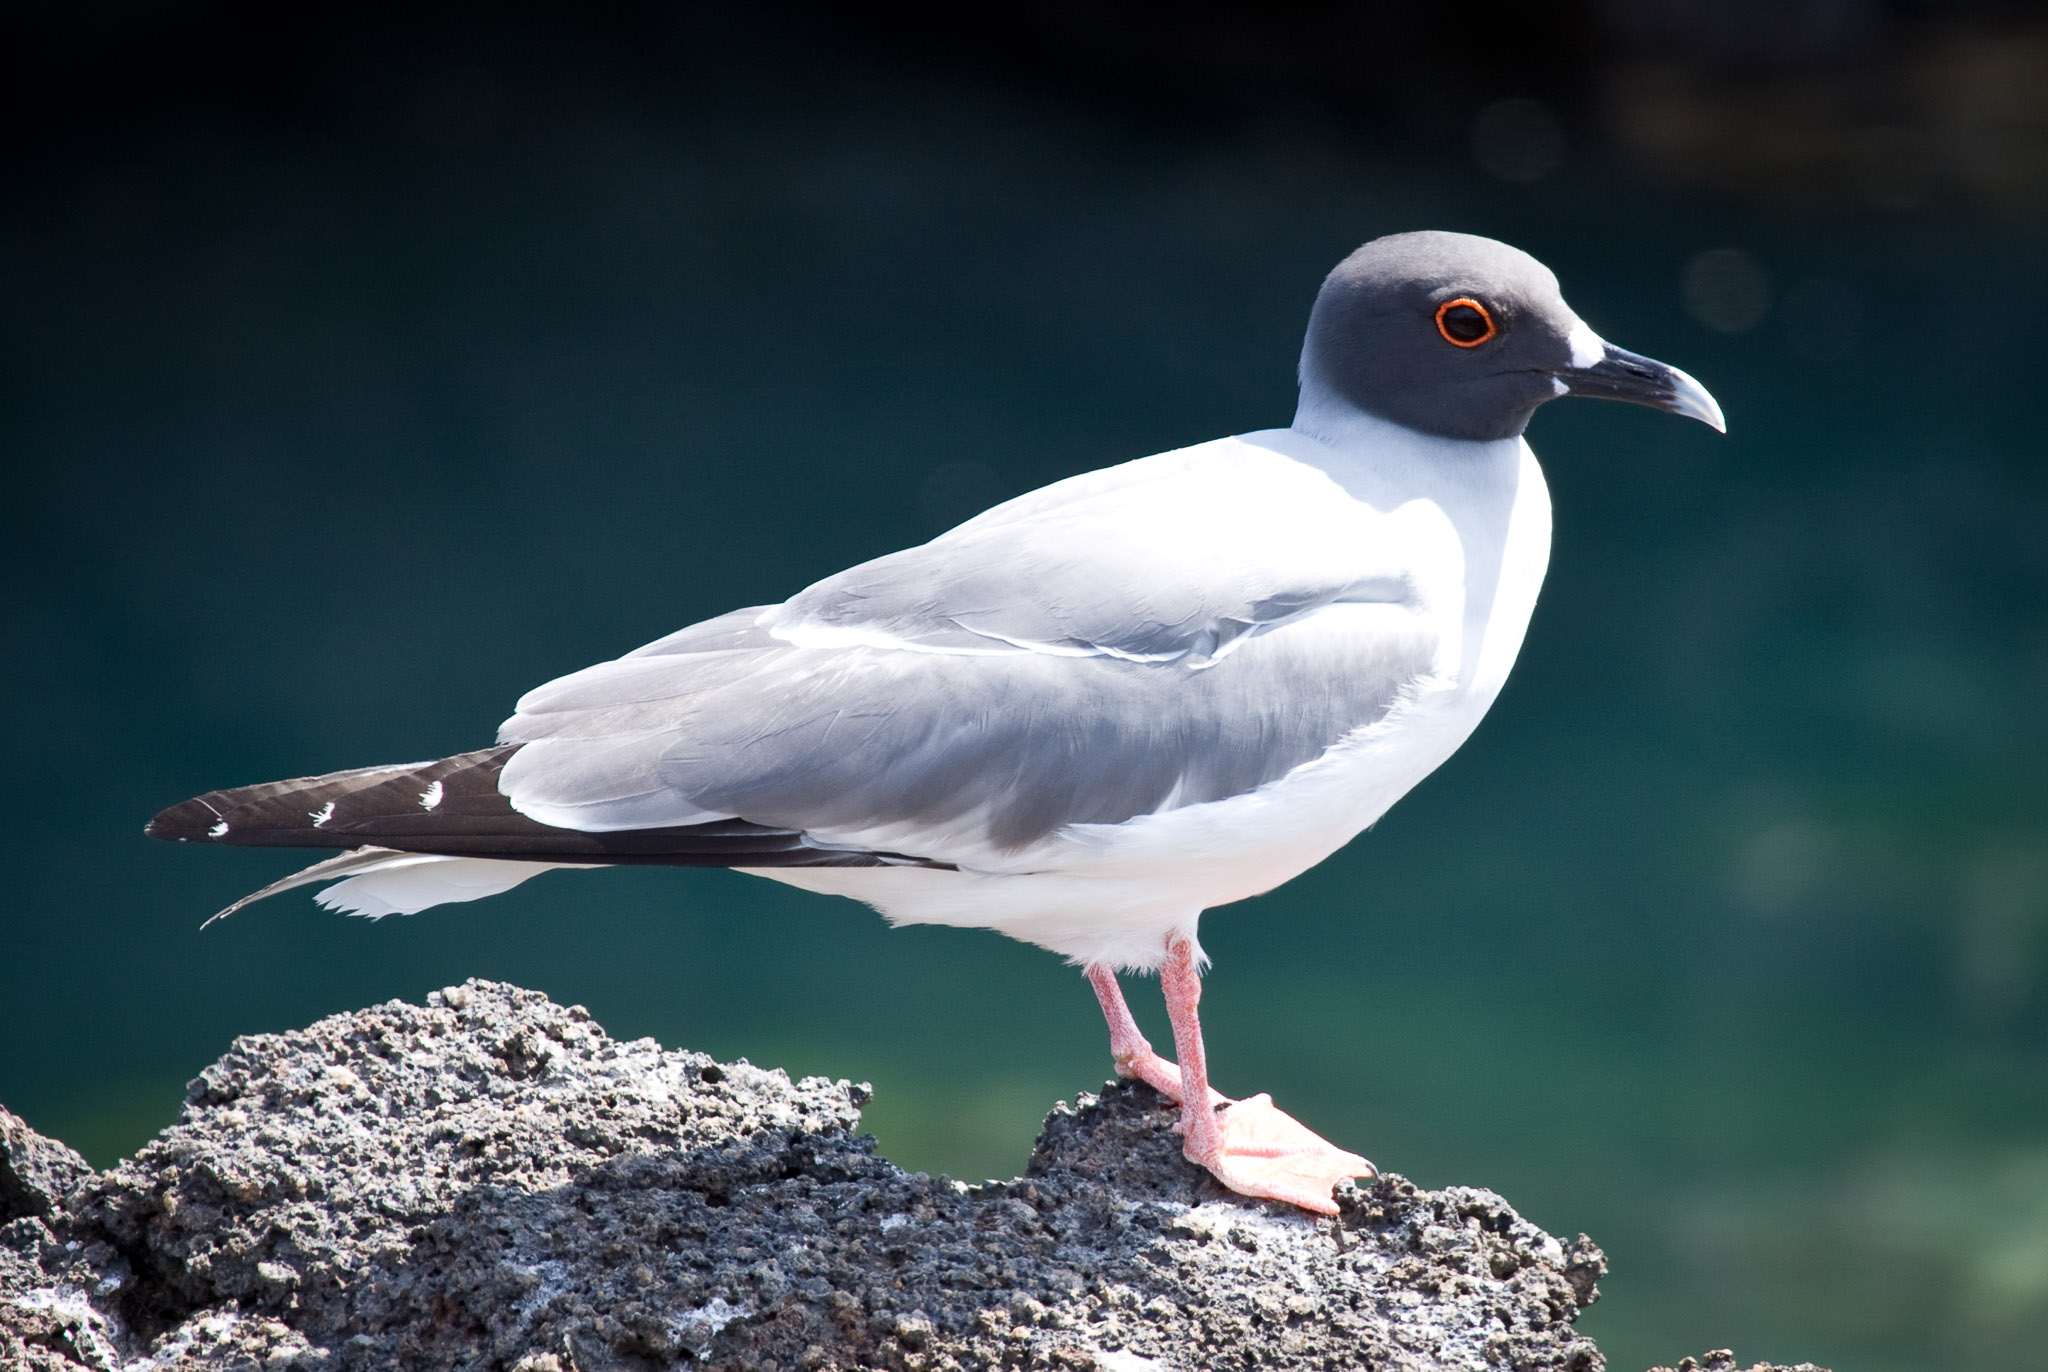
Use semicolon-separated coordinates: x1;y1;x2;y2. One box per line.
3;23;2046;1372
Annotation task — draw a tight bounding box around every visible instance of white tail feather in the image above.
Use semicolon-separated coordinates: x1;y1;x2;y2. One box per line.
313;855;585;918
202;846;410;927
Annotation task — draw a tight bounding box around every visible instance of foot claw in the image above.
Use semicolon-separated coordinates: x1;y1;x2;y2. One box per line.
1187;1093;1374;1215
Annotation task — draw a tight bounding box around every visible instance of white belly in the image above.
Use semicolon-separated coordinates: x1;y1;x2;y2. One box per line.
753;443;1553;972
755;663;1494;967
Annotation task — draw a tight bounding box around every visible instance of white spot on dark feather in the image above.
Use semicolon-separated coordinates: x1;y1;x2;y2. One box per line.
310;801;336;827
208;820;230;838
418;780;444;810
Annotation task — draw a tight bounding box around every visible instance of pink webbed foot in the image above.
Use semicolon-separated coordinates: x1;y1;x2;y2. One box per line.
1184;1092;1375;1215
1087;945;1376;1216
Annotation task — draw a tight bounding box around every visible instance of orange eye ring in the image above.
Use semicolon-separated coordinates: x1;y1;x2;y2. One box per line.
1435;297;1497;347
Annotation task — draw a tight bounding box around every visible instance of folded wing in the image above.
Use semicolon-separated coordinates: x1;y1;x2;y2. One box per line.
499;442;1438;862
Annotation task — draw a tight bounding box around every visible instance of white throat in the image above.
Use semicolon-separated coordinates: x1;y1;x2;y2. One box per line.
1251;392;1553;702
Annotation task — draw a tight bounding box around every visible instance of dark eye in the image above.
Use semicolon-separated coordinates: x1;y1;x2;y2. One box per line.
1434;297;1498;347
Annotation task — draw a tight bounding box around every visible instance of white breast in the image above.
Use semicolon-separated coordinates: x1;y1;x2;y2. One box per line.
756;426;1553;971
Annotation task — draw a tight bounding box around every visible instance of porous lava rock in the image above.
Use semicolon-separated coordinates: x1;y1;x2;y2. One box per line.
0;981;1825;1371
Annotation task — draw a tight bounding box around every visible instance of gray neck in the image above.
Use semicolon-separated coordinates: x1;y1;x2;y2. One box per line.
1289;355;1527;466
1259;395;1526;516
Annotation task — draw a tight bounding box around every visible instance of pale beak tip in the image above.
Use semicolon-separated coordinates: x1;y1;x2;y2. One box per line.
1670;367;1727;434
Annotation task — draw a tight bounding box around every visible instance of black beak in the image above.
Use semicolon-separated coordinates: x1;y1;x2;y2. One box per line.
1558;342;1725;433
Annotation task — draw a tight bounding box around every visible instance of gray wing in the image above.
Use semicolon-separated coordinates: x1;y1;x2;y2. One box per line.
765;446;1404;661
498;446;1436;858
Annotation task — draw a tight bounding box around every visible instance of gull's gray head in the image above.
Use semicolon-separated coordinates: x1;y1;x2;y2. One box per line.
1298;230;1724;443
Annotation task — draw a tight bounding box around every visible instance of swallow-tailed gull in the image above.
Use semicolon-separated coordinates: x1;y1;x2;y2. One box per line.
150;231;1723;1213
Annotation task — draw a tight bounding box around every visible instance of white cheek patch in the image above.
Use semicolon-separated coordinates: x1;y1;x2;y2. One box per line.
1567;320;1604;370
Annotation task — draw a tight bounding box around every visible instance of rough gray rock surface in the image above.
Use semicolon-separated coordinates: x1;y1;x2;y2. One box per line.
1646;1356;1831;1372
2;1111;93;1226
0;980;1826;1372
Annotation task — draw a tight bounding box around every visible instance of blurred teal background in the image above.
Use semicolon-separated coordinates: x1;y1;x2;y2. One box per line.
3;5;2045;1370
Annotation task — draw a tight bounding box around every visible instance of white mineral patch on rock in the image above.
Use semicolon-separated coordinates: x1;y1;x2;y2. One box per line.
669;1295;750;1359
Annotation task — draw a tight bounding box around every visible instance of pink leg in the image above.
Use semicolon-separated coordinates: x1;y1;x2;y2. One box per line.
1086;962;1224;1110
1155;932;1374;1215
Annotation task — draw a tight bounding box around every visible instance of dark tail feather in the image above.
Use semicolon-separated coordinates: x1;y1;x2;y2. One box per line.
147;749;510;848
146;746;948;869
